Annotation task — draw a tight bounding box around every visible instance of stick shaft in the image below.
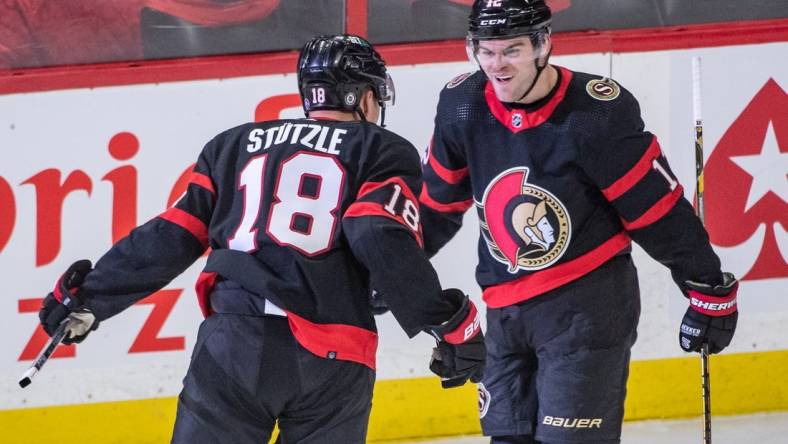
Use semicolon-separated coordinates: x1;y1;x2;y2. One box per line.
19;319;69;388
34;320;69;370
692;55;712;444
701;343;712;444
692;57;705;225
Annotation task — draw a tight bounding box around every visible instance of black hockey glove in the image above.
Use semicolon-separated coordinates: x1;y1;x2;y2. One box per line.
427;289;486;389
369;290;389;316
679;272;738;354
39;260;99;345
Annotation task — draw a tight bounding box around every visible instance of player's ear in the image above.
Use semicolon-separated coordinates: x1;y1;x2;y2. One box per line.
536;32;551;59
360;88;376;111
357;88;379;122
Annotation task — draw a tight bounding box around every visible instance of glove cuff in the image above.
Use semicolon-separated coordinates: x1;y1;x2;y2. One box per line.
428;290;482;345
52;259;93;306
688;286;738;317
53;277;77;305
443;302;481;345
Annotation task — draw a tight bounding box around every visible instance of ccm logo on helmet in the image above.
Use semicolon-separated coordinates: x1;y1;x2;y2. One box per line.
480;19;507;25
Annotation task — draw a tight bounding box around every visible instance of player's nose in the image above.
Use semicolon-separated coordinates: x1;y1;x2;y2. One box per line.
489;53;507;71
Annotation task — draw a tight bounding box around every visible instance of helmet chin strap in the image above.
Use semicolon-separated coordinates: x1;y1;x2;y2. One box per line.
354;99;387;127
516;46;552;103
356;107;367;123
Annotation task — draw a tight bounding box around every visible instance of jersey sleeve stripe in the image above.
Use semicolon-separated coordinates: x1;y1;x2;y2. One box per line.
344;202;424;247
419;186;473;213
601;137;661;201
158;207;209;248
621;185;684;230
189;172;215;195
357;176;418;204
482;231;632;308
428;145;468;185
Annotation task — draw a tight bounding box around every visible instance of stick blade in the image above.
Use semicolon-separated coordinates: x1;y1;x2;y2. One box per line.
18;377;31;388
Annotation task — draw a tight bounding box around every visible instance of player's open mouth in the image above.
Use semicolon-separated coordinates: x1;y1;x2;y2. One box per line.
494;75;514;84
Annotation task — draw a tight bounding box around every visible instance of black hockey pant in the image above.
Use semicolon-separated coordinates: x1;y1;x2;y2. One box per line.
481;254;641;444
171;282;375;444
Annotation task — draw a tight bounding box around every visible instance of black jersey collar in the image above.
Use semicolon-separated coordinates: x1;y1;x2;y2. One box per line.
484;66;572;133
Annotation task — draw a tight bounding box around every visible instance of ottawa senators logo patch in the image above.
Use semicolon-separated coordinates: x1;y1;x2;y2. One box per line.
476;167;571;273
446;72;472;89
586;78;621;101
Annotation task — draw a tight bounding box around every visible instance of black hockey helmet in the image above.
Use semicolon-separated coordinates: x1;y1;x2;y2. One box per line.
468;0;552;41
297;34;394;122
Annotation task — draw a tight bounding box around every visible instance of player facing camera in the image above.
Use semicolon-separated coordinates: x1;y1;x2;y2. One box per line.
419;1;740;442
467;0;553;103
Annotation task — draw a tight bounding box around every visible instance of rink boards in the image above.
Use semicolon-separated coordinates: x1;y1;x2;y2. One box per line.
0;39;786;443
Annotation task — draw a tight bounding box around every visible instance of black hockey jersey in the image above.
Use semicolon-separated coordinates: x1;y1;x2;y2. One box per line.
421;67;723;308
82;118;457;369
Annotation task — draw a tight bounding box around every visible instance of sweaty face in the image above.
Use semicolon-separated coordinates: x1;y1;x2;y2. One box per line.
476;36;545;103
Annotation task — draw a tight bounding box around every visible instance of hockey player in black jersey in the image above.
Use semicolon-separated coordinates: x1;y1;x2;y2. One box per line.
37;35;485;444
420;1;739;443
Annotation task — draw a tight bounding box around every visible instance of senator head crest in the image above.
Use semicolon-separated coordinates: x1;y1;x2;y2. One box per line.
476;167;571;273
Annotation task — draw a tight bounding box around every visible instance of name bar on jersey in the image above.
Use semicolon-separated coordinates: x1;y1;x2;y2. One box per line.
247;122;348;155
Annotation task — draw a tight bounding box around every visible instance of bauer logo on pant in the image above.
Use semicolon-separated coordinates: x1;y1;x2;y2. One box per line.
476;167;571;273
542;416;603;429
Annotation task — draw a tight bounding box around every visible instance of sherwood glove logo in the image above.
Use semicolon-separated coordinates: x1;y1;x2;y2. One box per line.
476;167;571;273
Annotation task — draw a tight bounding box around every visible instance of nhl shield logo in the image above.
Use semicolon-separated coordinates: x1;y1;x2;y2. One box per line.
476;167;571;273
586;78;621;101
345;92;357;106
512;111;524;128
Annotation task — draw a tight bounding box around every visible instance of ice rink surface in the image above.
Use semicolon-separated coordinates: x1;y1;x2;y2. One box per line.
404;412;788;444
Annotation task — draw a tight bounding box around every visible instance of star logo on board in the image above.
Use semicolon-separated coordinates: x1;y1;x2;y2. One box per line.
704;78;787;281
729;122;788;212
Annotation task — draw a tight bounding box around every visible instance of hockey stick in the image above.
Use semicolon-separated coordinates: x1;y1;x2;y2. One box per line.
18;319;70;388
692;56;712;444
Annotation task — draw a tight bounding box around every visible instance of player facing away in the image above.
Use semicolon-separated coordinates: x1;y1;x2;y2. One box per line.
419;1;739;443
38;34;485;444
